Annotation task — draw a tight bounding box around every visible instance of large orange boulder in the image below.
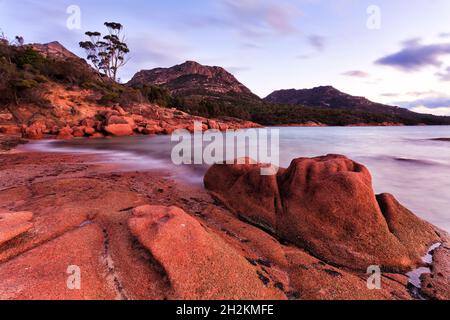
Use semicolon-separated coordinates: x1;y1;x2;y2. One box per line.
104;124;133;137
204;155;440;271
204;158;280;231
128;205;285;300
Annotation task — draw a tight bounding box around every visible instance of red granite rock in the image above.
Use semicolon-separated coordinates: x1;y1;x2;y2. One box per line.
128;205;286;300
204;155;440;271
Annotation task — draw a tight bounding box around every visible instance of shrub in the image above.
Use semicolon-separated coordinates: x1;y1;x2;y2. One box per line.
13;79;38;90
12;47;44;68
117;87;144;107
98;92;120;105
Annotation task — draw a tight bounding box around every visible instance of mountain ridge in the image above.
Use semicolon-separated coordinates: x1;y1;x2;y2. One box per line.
128;60;258;99
29;41;80;60
265;85;405;113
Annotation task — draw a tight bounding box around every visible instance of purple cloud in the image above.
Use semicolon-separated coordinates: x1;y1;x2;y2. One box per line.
380;93;400;98
184;0;301;39
223;0;300;36
120;33;191;82
396;96;450;109
307;35;326;52
341;70;369;78
226;66;252;74
375;40;450;71
296;54;311;60
436;66;450;81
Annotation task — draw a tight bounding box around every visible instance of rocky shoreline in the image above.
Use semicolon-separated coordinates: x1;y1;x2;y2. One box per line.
0;83;261;142
0;142;448;300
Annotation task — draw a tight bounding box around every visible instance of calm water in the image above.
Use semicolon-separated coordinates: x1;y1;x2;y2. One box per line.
23;126;450;232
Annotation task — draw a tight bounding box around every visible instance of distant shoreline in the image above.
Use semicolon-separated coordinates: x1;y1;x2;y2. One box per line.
271;123;450;128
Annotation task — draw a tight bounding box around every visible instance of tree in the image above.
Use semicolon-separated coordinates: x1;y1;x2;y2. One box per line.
79;22;129;82
14;36;24;46
0;30;24;46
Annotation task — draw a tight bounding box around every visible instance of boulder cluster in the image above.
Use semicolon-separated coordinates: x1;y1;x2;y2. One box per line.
204;155;442;272
16;105;260;140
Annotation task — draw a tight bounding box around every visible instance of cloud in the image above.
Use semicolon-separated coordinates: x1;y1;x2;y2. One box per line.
388;90;450;116
436;66;450;81
375;40;450;71
403;97;450;109
397;93;450;116
128;34;189;66
380;93;400;98
222;0;301;37
307;34;326;52
341;70;369;78
384;90;441;99
226;66;252;74
241;43;261;49
394;94;450;116
401;37;422;47
120;33;191;82
439;32;450;38
406;90;440;97
410;106;450;116
296;54;311;60
184;0;301;39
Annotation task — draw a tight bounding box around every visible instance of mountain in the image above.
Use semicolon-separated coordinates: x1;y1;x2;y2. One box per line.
29;41;80;60
7;39;449;127
263;86;450;125
128;61;257;98
128;61;262;119
265;86;405;114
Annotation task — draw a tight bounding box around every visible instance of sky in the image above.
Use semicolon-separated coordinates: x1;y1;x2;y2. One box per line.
1;0;450;115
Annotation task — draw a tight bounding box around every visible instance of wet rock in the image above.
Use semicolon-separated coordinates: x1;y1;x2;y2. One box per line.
420;245;450;300
376;193;440;262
